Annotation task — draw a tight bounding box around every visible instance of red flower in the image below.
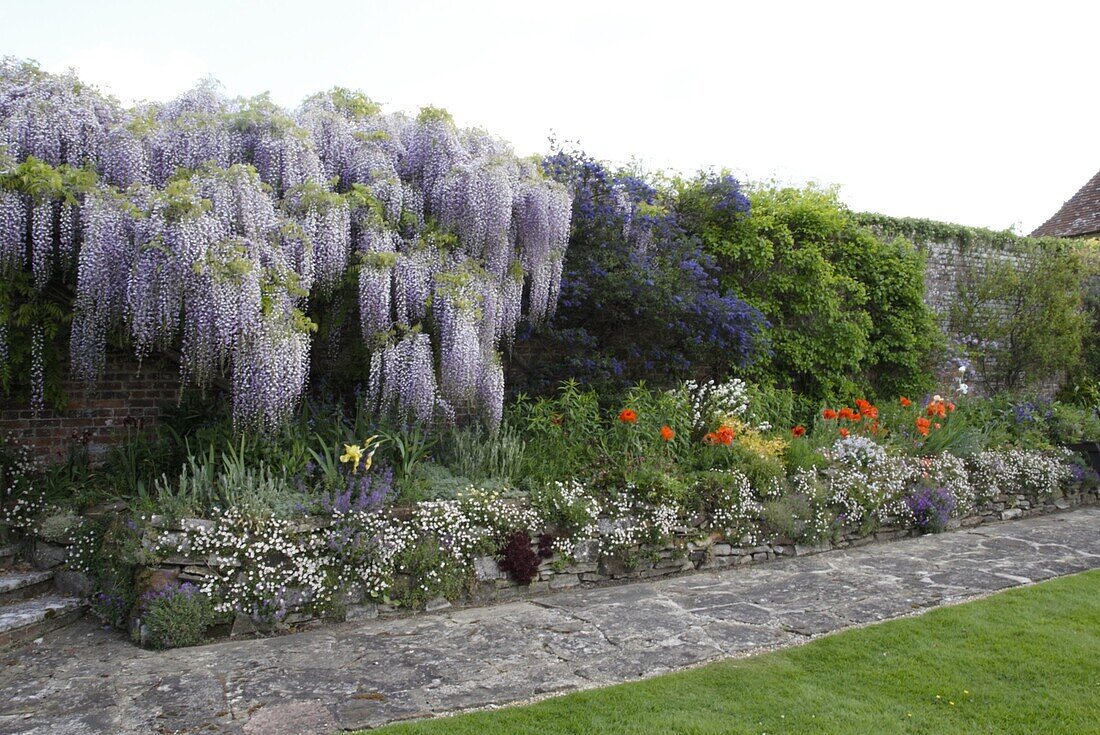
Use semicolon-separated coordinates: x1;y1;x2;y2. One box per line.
926;401;946;418
899;396;911;407
838;407;857;421
947;402;956;412
618;408;637;424
660;425;675;442
915;417;931;437
822;408;838;420
839;427;850;438
791;425;806;438
856;399;879;420
705;426;735;446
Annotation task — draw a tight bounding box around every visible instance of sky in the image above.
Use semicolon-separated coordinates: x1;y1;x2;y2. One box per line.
2;0;1098;234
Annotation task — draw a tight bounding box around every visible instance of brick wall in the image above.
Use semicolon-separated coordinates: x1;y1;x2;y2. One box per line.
0;354;180;464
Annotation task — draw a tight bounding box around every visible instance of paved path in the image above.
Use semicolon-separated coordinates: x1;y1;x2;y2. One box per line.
2;508;1099;734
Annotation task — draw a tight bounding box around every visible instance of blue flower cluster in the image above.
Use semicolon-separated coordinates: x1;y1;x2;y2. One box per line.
905;486;956;533
514;150;766;392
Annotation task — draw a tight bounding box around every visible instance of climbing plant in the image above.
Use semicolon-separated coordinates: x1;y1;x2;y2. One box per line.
0;59;572;430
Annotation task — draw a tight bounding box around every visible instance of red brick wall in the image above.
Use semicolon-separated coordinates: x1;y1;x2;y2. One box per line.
0;354;180;464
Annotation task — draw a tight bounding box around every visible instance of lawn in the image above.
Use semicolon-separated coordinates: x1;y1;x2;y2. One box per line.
368;570;1100;734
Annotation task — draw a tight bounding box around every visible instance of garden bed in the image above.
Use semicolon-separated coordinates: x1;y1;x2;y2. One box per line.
30;461;1097;648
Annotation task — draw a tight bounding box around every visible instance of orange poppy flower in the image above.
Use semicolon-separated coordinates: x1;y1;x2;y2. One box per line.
792;425;806;438
926;402;946;418
839;427;850;438
660;425;675;442
705;425;736;446
915;417;931;437
947;402;956;412
822;408;838;420
899;396;911;407
618;408;637;424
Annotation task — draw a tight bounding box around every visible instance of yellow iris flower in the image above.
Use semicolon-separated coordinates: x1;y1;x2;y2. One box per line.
340;443;364;472
340;435;382;474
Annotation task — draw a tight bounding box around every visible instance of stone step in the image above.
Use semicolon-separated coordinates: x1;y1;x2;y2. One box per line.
0;595;86;651
0;544;20;570
0;570;54;605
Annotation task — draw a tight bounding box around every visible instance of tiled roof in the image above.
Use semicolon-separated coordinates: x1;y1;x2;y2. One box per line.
1031;169;1100;237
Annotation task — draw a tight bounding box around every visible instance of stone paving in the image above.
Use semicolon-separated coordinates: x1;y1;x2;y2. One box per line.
2;508;1099;735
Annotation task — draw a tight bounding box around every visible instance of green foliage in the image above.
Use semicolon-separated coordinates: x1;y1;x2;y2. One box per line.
948;240;1091;393
417;106;454;125
761;493;813;542
697;441;785;492
1060;239;1100;403
1048;403;1100;444
35;508;80;543
782;438;828;474
0;155;98;203
855;211;1043;251
679;183;939;415
391;537;468;609
436;424;527;486
137;585;215;649
141;438;306;520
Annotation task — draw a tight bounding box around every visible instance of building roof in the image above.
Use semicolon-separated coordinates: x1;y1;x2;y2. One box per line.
1030;169;1100;238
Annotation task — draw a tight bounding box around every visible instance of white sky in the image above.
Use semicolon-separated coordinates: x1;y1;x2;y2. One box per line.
2;0;1097;233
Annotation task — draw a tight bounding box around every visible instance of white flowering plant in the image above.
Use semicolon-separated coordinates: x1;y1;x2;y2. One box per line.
968;449;1074;501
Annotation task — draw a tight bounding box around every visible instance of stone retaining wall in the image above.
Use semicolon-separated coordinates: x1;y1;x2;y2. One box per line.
96;481;1097;637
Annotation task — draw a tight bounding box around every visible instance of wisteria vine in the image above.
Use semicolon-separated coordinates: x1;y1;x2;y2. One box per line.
0;59;572;428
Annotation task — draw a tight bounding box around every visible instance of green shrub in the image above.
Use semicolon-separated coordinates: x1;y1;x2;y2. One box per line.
436;423;527;484
1049;403;1100;443
761;494;812;542
782;439;828;474
677;183;940;414
137;583;214;649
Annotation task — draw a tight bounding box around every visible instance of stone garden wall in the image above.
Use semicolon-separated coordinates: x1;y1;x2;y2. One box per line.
76;480;1095;638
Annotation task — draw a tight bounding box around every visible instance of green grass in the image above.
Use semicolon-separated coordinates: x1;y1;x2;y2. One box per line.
368;570;1100;734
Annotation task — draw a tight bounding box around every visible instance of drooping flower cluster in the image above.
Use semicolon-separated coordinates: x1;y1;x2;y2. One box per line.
0;61;573;429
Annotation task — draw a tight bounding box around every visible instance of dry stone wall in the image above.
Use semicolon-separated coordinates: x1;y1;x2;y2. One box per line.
41;479;1089;638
